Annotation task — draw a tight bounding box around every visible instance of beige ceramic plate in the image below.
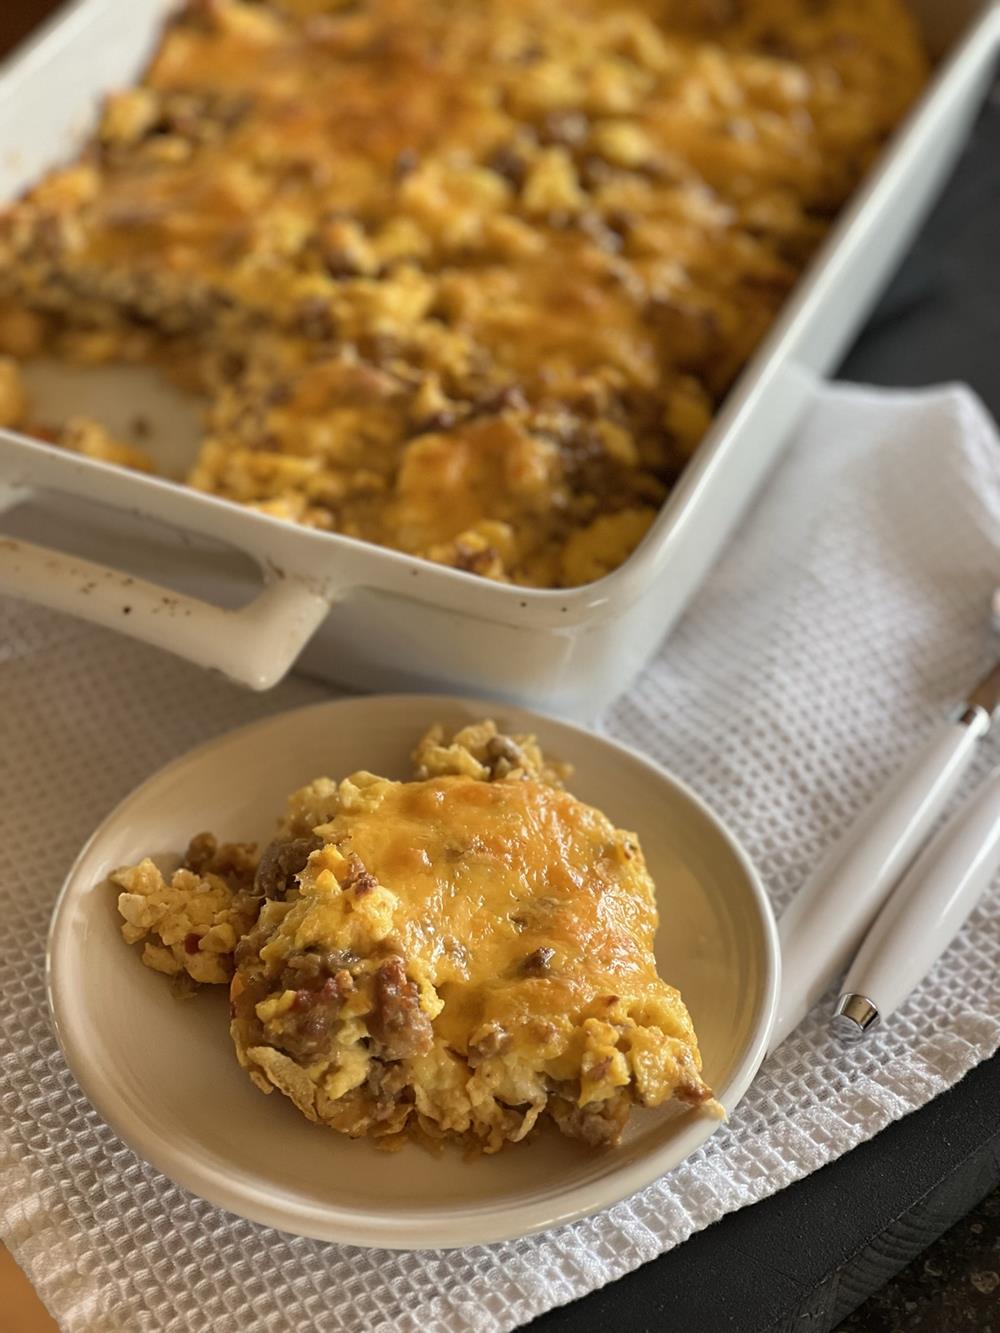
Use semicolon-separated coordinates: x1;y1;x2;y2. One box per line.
47;695;779;1249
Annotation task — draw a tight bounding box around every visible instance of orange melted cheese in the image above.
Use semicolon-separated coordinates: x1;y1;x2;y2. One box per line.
231;769;711;1151
320;776;673;1050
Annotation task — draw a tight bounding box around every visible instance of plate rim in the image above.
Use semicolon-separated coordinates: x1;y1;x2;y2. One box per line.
46;693;781;1249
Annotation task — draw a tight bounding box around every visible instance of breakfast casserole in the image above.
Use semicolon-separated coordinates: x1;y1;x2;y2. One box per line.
0;0;926;586
113;720;716;1151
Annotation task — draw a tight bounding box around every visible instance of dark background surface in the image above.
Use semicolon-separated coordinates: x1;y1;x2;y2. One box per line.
0;2;52;59
0;4;998;1330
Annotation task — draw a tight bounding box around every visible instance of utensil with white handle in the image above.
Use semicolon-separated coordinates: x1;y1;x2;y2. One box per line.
768;651;1000;1052
834;766;1000;1035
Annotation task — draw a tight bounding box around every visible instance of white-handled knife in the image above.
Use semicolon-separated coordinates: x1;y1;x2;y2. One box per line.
769;654;999;1051
834;765;1000;1034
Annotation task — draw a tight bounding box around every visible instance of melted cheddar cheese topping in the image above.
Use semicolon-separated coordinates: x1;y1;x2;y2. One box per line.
230;765;712;1151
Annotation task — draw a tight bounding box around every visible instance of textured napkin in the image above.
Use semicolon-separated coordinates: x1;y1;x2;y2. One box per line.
1;381;999;1333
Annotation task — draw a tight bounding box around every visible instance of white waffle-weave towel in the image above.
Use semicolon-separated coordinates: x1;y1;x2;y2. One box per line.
1;381;999;1333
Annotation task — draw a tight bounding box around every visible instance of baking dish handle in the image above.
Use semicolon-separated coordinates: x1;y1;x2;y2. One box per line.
0;534;332;689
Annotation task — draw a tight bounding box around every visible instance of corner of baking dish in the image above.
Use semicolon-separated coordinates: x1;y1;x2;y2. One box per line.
0;424;662;629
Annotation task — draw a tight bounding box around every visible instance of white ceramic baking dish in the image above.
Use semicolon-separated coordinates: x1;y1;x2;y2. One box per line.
0;0;997;718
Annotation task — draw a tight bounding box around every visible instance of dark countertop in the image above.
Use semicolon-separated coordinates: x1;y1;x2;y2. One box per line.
839;1189;1000;1333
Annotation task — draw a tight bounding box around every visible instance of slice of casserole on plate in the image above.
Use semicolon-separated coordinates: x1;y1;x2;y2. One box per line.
115;720;717;1152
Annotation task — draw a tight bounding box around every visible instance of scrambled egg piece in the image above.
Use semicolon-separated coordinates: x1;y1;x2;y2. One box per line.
0;0;927;586
113;720;714;1151
113;834;259;986
411;717;570;786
